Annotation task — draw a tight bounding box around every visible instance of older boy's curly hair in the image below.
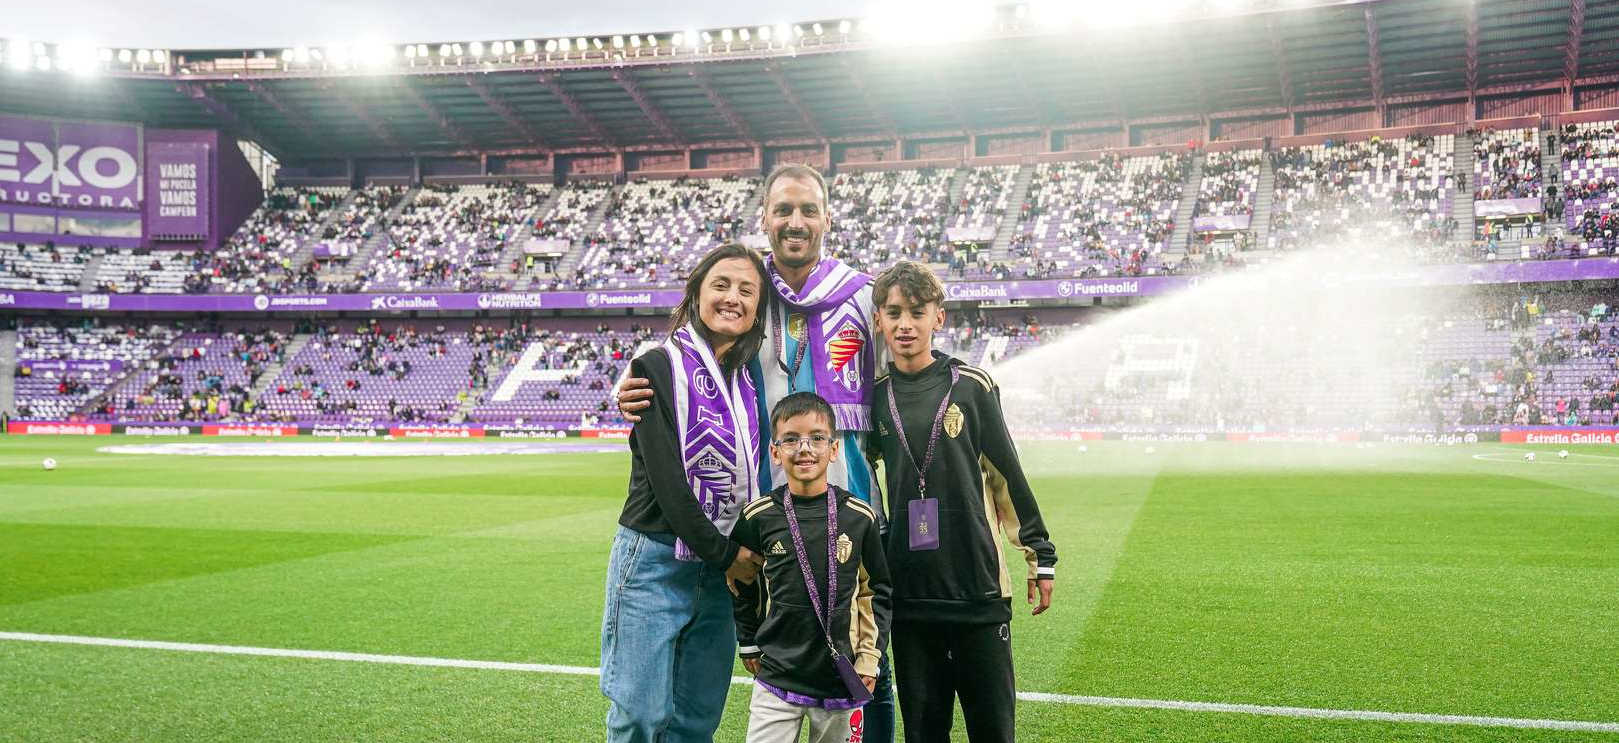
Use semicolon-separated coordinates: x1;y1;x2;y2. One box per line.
871;260;946;308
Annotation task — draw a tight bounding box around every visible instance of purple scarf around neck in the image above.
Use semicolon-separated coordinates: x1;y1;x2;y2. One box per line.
767;255;875;431
664;323;760;561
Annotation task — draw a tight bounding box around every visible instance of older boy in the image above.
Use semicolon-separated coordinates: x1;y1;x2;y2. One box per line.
868;261;1058;742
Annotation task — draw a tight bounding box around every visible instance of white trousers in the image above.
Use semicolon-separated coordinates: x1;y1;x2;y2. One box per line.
745;682;866;743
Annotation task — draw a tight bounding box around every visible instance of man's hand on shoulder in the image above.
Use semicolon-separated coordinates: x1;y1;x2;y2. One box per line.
616;376;655;422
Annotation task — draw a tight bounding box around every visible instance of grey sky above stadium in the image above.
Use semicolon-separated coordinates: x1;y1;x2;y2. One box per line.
9;0;878;49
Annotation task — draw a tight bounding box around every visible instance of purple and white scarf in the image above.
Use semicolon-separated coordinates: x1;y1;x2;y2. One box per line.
665;323;761;561
767;256;875;431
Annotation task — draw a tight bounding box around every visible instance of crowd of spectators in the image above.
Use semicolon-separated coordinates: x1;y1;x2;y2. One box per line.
360;182;548;292
179;186;348;294
0;242;94;292
1472;127;1543;200
1012;151;1189;279
1267;133;1460;261
1194;150;1262;218
1553;120;1619;256
563;176;758;290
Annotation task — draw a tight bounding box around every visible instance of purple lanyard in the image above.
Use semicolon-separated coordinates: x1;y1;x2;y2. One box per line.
885;366;959;500
773;307;810;393
780;486;841;650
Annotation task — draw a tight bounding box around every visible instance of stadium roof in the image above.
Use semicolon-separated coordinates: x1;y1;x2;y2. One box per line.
2;0;1615;162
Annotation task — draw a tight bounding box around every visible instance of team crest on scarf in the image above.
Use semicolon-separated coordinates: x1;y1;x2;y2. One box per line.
825;323;865;393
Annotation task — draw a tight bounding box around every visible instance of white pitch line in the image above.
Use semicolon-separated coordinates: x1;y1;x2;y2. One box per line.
4;631;1617;734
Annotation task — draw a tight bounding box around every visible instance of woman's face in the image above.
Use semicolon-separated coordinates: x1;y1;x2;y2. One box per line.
697;257;762;342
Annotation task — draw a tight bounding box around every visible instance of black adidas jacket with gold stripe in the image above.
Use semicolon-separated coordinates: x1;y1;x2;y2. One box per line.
731;487;892;701
870;351;1058;625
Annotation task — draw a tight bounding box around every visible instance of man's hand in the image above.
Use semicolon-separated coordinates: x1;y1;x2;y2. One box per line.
1028;577;1054;616
615;377;655;423
860;675;876;693
725;546;765;596
744;658;760;676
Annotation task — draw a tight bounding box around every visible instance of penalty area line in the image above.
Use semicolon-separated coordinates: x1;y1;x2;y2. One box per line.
4;631;1618;734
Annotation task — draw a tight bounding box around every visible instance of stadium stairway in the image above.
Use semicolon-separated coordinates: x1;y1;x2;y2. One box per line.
1165;152;1204;263
987;164;1034;262
294;189;362;269
344;187;421;280
1453;130;1476;247
75;332;194;417
248;332;312;402
76;251;108;293
1252;154;1276;253
1540;127;1562;226
449;390;481;423
947;168;969;213
553;184;621;279
0;328;16;415
492;187;566;280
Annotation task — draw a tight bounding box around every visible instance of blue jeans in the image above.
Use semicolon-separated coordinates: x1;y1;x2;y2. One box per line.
601;526;737;743
866;652;896;743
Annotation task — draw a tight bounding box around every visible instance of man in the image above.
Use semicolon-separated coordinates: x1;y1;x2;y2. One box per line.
617;163;896;742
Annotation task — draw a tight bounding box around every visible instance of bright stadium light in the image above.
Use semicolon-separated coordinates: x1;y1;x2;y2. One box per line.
451;43;463;56
524;39;537;53
812;22;823;35
136;49;152;64
309;47;325;61
293;47;309;63
646;35;659;47
438;44;451;57
504;40;516;54
792;25;805;38
592;37;604;50
59;41;99;75
838;20;852;34
758;26;772;41
414;44;426;57
739;28;751;41
152;49;168;63
469;40;484;57
120;49;135;64
544;39;558;53
721;28;733;43
866;0;997;46
611;35;624;48
700;31;713;44
629;34;642;47
329;44;351;67
575;38;588;52
97;47;112;62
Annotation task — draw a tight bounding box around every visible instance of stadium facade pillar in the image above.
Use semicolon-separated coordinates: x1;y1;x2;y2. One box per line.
480;153;490;176
753;145;765;173
412;157;422;184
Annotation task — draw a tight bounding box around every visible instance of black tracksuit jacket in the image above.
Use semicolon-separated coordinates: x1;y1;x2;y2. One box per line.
869;352;1058;625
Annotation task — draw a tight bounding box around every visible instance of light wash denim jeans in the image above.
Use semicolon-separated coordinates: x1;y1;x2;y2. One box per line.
601;526;737;743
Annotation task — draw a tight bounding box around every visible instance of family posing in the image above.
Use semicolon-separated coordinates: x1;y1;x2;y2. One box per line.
600;164;1058;743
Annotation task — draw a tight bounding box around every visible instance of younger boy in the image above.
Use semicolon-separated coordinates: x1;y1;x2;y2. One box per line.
732;392;892;743
868;260;1058;742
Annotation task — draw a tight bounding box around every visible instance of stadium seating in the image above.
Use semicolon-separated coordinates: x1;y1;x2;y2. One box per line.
1013;152;1188;278
573;177;758;289
0;243;93;292
825;167;956;276
93;328;289;422
1473;127;1542;200
1267;133;1458;259
466;325;654;427
91;249;192;293
12;321;183;420
1557;120;1619;256
256;324;474;424
185;185;350;294
361;183;550;292
1195;150;1263;218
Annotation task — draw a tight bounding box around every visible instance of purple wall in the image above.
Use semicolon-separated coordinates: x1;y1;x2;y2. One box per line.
141;128;261;253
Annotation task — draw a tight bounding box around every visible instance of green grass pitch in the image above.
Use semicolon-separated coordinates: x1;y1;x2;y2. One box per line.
2;436;1616;741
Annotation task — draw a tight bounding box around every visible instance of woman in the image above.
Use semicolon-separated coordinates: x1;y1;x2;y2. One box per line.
601;243;770;742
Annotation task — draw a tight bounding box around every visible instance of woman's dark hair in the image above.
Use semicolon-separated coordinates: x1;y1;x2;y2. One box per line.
669;242;769;373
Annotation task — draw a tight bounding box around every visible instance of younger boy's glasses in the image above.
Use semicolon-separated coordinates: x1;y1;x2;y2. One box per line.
774;434;834;452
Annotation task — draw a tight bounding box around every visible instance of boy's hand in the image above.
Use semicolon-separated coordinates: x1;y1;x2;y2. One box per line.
860;675;876;693
1028;577;1054;615
744;658;760;676
615;377;654;422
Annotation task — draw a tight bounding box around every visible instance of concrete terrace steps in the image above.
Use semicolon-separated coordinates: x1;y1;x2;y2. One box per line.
492;187;566;279
1452;130;1477;234
344;187;422;281
249;332;312;401
987;164;1035;262
555;184;622;279
74;332;194;418
947;167;969;212
1252;155;1277;252
292;189;362;269
1540;127;1563;220
0;329;17;415
76;253;107;293
1165;152;1204;261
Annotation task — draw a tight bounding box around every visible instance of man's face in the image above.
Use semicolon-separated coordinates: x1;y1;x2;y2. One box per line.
761;176;830;271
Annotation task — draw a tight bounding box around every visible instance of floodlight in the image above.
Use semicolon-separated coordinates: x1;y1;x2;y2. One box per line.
839;20;851;34
721;28;733;43
524;39;537;53
812;22;823;35
758;26;772;41
469;41;484;57
592;38;604;50
438;44;451;57
545;39;558;53
404;44;417;58
153;49;167;63
122;49;135;63
612;35;624;48
701;31;713;44
504;40;516;54
295;47;311;63
629;35;642;47
739;28;751;41
98;48;112;62
136;49;152;64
